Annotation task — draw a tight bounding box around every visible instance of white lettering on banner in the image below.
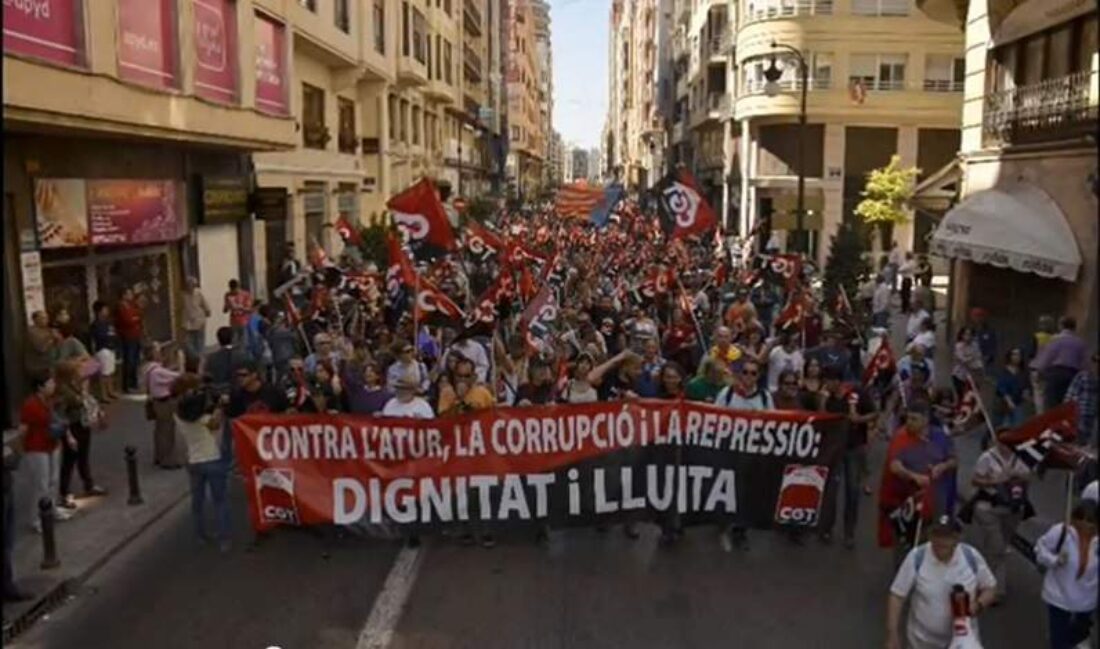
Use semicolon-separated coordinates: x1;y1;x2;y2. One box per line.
330;468;737;525
5;0;52;20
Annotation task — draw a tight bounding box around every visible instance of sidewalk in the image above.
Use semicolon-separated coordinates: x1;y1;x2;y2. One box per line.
3;399;190;640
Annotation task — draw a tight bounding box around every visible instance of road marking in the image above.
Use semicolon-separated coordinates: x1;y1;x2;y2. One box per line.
355;546;423;649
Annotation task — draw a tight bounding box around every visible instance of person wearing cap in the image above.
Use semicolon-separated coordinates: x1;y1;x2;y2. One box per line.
887;514;997;649
1034;500;1098;649
381;370;435;419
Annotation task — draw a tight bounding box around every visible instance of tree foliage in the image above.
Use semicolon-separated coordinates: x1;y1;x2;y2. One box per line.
354;220;392;270
823;221;871;329
855;155;921;226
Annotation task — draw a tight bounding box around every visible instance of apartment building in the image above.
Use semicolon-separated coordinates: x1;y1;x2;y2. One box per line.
726;0;965;264
506;0;547;197
2;0;300;422
918;0;1098;348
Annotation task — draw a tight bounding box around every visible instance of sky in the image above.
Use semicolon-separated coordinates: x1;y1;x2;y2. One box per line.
550;0;609;149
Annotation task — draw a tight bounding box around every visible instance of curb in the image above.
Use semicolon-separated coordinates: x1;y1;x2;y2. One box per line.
2;488;191;644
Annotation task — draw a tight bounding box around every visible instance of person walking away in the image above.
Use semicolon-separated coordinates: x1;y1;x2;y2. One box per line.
968;308;998;369
816;368;877;547
993;349;1030;429
886;241;903;292
181;277;212;362
969;428;1031;604
1026;315;1057;414
1032;317;1088;409
1034;501;1098;649
54;360;107;508
143;343;183;469
915;254;933;289
20;376;75;532
898;253;916;314
872;274;892;329
1065;353;1098;485
952;326;984;398
223;279;252;346
89;301;119;402
173;373;231;552
116;288;144;393
886;515;997;649
715;359;771;551
25;310;59;383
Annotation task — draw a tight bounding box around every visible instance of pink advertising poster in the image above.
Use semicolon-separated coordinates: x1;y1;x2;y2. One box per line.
87;180;183;246
193;0;238;103
253;12;287;115
3;0;83;67
117;0;178;89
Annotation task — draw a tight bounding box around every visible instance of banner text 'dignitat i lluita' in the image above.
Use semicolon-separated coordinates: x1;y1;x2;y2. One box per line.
232;400;846;535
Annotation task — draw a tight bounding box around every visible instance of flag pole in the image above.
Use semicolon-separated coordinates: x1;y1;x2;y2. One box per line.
968;369;997;440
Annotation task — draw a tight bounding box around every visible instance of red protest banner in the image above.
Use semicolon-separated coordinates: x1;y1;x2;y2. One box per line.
232;400;845;535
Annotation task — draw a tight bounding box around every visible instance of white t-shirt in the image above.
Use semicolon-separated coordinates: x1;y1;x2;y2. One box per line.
175;415;221;464
890;543;996;649
873;283;891;314
1082;480;1098;503
907;310;930;341
972;448;1030;498
381;397;435;419
766;346;804;392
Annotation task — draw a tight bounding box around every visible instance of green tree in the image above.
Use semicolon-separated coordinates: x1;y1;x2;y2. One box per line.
855;155;920;254
822;221;871;331
355;220;392;269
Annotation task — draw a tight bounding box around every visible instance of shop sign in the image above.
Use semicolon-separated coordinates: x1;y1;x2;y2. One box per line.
3;0;83;67
251;187;288;220
253;12;287;115
34;178;90;248
87;180;184;245
193;0;238;103
198;177;249;224
117;0;177;89
19;251;45;324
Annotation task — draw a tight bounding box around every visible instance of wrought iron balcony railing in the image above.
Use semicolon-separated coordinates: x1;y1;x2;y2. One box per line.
983;70;1098;147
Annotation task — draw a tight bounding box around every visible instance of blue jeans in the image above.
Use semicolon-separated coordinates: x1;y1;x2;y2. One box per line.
184;329;205;362
1047;604;1094;649
121;338;141;391
188;460;230;541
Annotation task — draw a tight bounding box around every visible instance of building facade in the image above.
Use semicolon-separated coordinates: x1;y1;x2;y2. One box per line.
505;0;548;197
919;0;1098;349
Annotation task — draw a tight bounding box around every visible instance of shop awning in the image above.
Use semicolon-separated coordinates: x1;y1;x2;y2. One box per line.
930;183;1081;281
910;159;961;212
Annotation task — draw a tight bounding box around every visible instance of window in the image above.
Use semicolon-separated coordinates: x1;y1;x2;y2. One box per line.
336;0;350;33
402;2;410;57
444;41;454;84
388;94;397;140
400;99;409;142
412;106;421;145
852;0;908;16
812;52;833;89
425;31;433;78
302;83;327;149
436;35;443;81
373;0;385;54
924;54;964;91
444;0;452;16
298;0;316;11
849;53;905;91
413;10;427;64
338;98;356;153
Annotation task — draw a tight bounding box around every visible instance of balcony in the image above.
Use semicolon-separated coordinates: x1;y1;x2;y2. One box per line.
397;54;429;86
983;71;1099;148
744;77;831;94
464;45;483;83
425;79;456;104
707;35;728;62
922;79;963;92
463;0;483;36
692;93;730;127
743;0;833;24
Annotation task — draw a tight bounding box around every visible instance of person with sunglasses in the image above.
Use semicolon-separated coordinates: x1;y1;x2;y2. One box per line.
714;359;771;551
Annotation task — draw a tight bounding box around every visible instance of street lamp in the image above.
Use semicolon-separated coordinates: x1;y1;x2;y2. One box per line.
763;41;808;255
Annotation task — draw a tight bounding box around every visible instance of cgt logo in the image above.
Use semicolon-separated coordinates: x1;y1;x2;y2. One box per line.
774;464;829;526
393;211;429;240
255;467;300;526
661;182;699;229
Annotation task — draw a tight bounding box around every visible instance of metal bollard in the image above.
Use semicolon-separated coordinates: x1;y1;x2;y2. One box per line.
125;446;144;505
38;498;60;569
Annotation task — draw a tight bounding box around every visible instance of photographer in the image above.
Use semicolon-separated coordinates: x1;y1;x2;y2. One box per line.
172;373;231;553
968;428;1032;605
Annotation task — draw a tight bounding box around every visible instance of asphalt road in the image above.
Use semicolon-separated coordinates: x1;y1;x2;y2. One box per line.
11;438;1049;649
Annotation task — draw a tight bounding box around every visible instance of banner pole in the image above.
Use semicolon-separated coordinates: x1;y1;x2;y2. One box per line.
968;370;997;440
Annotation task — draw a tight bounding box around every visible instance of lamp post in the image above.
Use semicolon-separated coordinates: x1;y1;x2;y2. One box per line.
763;41;808;255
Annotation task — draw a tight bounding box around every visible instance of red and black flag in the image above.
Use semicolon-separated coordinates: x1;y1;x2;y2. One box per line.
654;169;718;240
862;339;897;388
1000;402;1093;471
775;288;811;331
519;284;559;353
388;178;456;261
460;272;514;339
413;276;466;329
465;220;505;263
767;254;803;290
952;372;982;430
334;214;363;247
385;234;417;324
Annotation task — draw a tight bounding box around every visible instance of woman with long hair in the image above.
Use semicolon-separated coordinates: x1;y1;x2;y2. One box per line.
656;361;687;400
562;353;598;404
994;348;1030;429
54;359;107;509
953;326;984;398
801;357;824;401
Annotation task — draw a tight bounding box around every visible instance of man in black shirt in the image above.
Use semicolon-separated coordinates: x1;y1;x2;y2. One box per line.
818;367;877;548
204;326;251;396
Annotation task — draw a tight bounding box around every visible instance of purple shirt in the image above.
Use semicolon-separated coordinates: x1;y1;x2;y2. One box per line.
1033;331;1087;372
144;363;181;399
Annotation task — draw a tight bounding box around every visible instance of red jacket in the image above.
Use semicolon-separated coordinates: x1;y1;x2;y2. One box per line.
116;300;143;341
21;395;58;453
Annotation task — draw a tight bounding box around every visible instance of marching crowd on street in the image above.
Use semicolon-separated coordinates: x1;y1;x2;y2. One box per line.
3;181;1097;649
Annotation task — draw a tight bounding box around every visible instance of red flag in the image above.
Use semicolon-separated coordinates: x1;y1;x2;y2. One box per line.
518;264;537;302
460;271;513;338
387;178;456;258
775;288;810;331
519;284;559;352
283;294;302;327
999;401;1093;471
952;373;982;430
862;339;897;387
465;220;504;260
413;276;465;328
334;214;363;247
308;240;333;270
768;254;803;290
